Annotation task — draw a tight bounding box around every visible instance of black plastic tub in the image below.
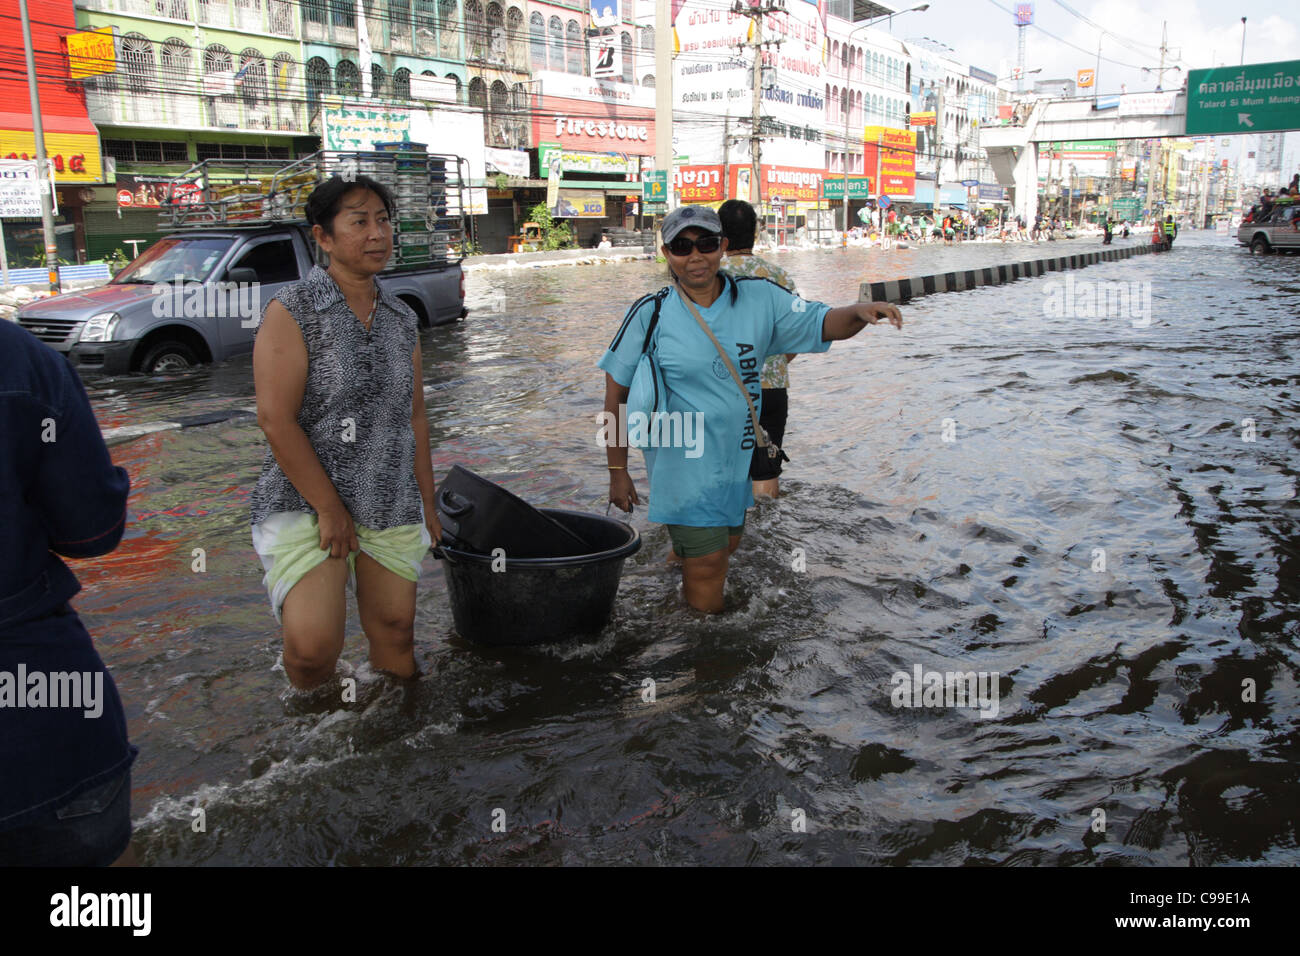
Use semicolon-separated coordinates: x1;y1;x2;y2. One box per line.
435;509;641;646
436;465;591;559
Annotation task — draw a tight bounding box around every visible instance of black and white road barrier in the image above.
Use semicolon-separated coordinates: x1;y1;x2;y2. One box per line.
859;243;1157;304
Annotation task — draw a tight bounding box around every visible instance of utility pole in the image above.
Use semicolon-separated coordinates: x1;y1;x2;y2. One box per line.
654;0;673;214
722;110;730;202
932;79;943;217
18;0;60;294
732;1;782;215
1094;35;1101;109
1145;140;1160;220
750;15;763;209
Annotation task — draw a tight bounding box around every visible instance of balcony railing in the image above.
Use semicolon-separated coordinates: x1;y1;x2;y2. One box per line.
86;86;305;134
76;0;297;38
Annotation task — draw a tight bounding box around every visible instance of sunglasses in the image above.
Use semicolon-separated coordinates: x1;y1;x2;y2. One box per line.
666;234;722;256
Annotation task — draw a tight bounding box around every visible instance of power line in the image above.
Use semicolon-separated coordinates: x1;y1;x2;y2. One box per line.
981;0;1154;72
1048;0;1164;58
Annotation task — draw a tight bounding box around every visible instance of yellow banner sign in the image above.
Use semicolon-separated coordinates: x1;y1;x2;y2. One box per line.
0;131;104;183
1077;69;1095;88
67;27;116;80
554;189;605;218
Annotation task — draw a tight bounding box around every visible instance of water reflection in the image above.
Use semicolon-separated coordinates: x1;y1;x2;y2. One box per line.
68;233;1300;865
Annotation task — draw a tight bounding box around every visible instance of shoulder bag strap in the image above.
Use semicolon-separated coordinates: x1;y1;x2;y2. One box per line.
675;287;772;451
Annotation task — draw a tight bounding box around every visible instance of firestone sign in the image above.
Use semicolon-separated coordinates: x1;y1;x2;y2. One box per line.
552;116;649;142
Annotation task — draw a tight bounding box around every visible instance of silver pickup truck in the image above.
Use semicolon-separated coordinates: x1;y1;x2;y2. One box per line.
1238;203;1300;255
16;223;466;374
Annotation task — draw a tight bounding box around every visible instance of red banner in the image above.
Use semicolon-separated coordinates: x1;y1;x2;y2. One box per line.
673;164;725;203
731;164;824;202
533;95;655;156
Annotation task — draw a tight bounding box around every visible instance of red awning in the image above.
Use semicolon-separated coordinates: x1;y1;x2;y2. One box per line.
0;110;97;137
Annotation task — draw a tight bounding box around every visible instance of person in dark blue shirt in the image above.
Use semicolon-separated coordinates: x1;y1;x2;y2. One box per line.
0;319;136;866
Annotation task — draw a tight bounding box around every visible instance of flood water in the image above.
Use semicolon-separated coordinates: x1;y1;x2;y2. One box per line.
73;232;1300;865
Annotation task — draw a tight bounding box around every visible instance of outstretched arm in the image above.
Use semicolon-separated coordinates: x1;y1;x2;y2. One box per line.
821;302;904;341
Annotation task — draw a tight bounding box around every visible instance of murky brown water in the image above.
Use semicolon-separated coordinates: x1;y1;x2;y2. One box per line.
73;232;1300;864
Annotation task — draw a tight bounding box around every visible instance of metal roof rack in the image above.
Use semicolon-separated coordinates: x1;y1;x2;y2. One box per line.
156;149;471;268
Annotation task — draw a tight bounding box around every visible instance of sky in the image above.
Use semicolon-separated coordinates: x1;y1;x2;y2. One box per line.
880;0;1298;171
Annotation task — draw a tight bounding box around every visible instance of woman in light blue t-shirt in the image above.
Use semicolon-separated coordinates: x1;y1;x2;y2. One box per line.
599;205;904;614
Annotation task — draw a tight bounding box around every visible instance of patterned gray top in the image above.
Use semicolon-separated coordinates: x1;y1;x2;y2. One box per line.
250;266;423;530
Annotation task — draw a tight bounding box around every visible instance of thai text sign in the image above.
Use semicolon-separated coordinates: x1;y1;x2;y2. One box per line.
1045;140;1116;159
66;27;116;80
539;144;635;175
759;165;823;202
1187;60;1300;135
0;160;41;218
1118;91;1178;116
673;164;724;202
322;104;411;151
822;177;873;199
864;126;916;195
1;131;103;183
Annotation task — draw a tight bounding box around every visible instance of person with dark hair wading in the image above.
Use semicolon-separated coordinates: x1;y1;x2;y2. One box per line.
251;174;442;691
717;199;798;499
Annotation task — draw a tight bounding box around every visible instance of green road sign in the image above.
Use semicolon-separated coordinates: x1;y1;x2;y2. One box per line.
1110;197;1141;220
1186;59;1300;135
644;171;668;202
822;177;872;199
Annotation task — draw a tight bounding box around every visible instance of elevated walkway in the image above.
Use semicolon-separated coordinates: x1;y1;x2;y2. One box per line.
980;93;1189;226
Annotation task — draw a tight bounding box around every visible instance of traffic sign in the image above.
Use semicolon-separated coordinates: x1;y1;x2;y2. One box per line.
1110;197;1141;220
644;171;668;202
1186;59;1300;135
822;177;872;199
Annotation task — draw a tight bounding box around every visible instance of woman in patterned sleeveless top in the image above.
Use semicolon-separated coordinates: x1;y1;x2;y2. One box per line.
250;175;442;690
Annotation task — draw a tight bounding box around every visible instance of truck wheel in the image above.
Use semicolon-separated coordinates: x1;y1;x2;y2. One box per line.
139;340;199;373
1251;236;1271;255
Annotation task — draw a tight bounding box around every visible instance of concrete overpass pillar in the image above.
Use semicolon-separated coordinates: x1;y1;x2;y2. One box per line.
1015;140;1039;228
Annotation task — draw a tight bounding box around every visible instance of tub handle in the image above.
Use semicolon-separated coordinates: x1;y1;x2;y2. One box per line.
429;543;458;564
437;487;473;518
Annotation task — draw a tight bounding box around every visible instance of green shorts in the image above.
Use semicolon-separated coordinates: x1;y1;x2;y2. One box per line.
667;521;745;559
251;510;431;623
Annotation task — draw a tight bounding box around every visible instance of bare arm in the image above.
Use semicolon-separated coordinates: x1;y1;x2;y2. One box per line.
821;301;903;341
411;338;442;542
604;373;638;512
253;299;357;557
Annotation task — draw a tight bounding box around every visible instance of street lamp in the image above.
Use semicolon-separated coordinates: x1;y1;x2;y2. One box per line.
840;2;930;245
1141;65;1182;92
